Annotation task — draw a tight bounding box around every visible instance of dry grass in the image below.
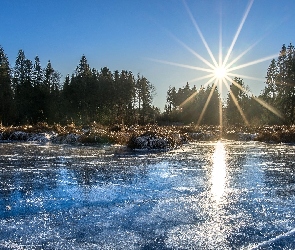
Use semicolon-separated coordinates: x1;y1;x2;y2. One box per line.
1;123;295;144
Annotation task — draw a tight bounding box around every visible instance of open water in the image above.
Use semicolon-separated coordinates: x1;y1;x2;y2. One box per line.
0;140;295;249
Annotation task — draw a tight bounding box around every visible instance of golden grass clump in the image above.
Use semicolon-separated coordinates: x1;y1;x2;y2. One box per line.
1;123;295;145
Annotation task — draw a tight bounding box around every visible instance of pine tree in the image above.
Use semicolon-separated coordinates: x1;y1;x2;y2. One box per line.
0;46;14;125
226;77;248;125
135;75;155;124
32;56;43;88
74;55;90;121
276;44;288;122
264;59;278;100
267;43;295;124
202;84;220;125
284;43;295;123
261;58;282;124
43;60;61;123
114;70;135;124
75;55;91;77
13;50;34;124
31;56;45;122
165;86;177;113
61;74;72;123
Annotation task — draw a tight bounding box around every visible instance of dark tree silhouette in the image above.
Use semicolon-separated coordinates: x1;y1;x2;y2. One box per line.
0;46;14;125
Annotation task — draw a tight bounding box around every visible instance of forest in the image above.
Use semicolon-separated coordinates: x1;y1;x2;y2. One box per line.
0;43;295;127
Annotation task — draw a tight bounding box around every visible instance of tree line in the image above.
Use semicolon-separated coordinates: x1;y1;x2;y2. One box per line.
0;43;295;126
0;47;159;126
162;43;295;126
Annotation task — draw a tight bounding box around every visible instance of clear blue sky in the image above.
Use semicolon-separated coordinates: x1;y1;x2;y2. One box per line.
1;0;295;109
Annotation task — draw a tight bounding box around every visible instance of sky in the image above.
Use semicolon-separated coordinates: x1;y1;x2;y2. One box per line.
1;0;295;110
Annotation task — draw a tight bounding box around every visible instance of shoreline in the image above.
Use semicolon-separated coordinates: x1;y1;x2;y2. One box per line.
1;123;295;149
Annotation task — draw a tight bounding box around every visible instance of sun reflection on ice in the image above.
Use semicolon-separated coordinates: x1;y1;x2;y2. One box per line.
211;140;227;202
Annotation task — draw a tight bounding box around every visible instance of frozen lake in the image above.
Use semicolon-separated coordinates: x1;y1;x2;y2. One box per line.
1;141;295;249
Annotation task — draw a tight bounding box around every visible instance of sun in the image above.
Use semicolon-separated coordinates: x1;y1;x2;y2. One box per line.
214;66;227;81
149;0;283;127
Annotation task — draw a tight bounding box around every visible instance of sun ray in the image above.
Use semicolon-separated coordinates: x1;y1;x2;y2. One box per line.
225;75;247;93
226;75;284;120
182;73;215;88
183;0;218;67
227;72;264;82
218;78;226;137
223;78;250;126
228;54;277;72
188;73;216;83
227;90;249;126
179;75;218;108
203;75;218;89
252;96;285;119
150;0;285;129
225;37;265;70
180;74;217;109
167;32;216;70
147;58;213;73
179;90;198;108
197;83;217;125
219;7;223;67
223;0;254;67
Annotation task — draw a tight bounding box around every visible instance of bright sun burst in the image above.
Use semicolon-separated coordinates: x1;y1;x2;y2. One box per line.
149;0;283;129
214;66;227;81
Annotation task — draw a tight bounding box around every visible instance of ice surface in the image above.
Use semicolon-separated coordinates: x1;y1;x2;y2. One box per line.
0;141;295;249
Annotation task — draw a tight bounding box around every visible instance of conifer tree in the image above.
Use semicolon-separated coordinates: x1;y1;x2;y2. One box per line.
136;75;155;124
263;43;295;124
202;84;220;125
264;59;278;100
165;86;177;113
13;50;34;124
44;60;61;123
0;46;14;125
31;56;45;122
226;77;248;125
282;43;295;123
